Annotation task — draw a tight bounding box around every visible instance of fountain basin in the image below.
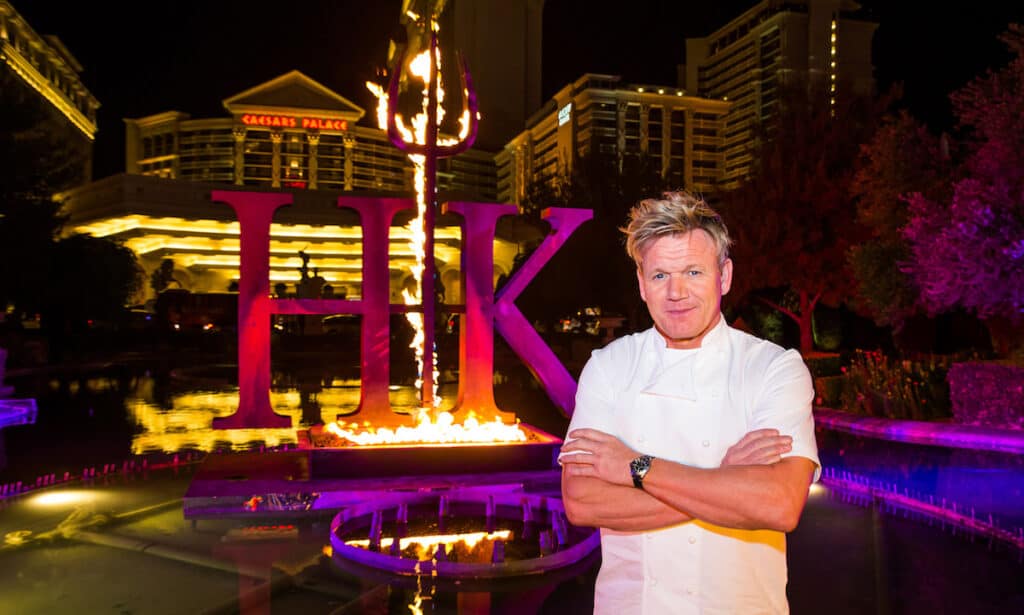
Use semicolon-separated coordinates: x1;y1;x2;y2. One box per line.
329;488;599;586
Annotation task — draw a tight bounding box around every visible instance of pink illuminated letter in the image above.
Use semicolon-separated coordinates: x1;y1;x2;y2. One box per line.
445;204;593;417
212;191;293;429
213;191;413;429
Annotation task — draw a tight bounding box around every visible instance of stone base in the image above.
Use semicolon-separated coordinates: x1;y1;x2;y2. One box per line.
183;423;563;520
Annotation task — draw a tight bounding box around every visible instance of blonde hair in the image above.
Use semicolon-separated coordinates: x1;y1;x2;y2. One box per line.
621;191;732;268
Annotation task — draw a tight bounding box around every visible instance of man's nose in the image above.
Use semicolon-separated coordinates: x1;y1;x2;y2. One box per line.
667;276;687;300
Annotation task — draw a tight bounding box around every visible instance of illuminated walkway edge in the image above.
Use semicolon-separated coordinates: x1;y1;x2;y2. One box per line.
813;407;1024;454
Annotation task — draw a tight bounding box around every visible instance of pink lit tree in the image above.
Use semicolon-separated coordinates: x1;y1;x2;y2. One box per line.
901;24;1024;357
847;110;953;329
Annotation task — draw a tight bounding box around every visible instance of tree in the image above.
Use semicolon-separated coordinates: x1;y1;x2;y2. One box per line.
720;81;886;353
846;110;953;329
42;234;143;333
0;71;142;344
0;72;88;324
150;258;181;294
901;24;1024;356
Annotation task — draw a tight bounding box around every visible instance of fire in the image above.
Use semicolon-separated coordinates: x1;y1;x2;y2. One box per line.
351;15;525;445
345;529;513;561
325;410;527;446
365;18;471;408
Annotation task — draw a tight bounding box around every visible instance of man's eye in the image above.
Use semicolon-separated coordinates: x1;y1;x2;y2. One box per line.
653;273;666;280
687;270;702;277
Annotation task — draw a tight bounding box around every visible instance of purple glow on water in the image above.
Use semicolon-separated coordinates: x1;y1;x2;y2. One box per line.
816;422;1024;529
0;399;36;429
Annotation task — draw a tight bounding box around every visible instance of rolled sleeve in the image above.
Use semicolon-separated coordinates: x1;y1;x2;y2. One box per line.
567;352;618;436
752;349;821;482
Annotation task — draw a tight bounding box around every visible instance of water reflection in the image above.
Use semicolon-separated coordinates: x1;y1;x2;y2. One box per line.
128;381;430;454
128;391;301;454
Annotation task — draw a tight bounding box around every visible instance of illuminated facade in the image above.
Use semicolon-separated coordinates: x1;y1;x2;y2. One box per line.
61;71;517;304
0;0;99;180
684;0;877;189
125;71;496;199
496;74;730;204
60;173;522;306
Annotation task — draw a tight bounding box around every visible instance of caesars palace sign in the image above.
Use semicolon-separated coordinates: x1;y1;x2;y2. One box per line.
240;114;349;131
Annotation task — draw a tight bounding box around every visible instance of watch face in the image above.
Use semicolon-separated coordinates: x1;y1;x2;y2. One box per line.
630;455;652;479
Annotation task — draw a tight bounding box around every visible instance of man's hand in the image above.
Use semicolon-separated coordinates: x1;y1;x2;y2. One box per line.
558;428;637;486
721;429;792;467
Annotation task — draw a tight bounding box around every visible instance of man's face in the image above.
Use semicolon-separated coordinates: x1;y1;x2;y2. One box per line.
636;230;732;349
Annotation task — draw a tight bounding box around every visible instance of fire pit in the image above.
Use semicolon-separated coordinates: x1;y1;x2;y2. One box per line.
329;488;599;588
299;417;562;478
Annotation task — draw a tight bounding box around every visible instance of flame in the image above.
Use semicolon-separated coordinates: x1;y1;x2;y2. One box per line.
345;529;513;561
325;410;526;446
366;27;457;408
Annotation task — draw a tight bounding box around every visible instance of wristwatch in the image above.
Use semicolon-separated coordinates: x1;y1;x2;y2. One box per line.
630;454;654;489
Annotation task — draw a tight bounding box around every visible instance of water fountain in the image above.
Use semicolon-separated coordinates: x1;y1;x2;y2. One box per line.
183;3;598;581
328;488;600;589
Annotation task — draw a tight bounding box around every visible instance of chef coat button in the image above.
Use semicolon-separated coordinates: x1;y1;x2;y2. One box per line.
702;440;710;447
711;390;721;399
686;586;697;595
650;578;658;587
637;436;645;443
688;536;697;544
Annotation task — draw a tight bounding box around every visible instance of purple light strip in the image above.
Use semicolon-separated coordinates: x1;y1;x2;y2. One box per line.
814;407;1024;454
0;398;37;429
820;467;1024;552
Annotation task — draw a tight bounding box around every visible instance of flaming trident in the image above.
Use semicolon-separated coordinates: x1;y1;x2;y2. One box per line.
385;22;479;410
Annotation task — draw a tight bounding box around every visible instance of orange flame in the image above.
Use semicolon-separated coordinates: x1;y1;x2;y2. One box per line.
345;529;513;561
325;410;526;446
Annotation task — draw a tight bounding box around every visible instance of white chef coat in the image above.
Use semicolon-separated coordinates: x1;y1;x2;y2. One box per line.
567;317;820;615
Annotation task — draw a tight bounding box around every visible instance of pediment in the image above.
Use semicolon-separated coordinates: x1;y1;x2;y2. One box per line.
223;70;365;121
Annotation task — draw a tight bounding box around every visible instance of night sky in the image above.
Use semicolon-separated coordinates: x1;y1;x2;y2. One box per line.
13;0;1024;181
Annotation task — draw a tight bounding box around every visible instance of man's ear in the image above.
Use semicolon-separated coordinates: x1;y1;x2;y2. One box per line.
720;258;733;296
636;266;647;303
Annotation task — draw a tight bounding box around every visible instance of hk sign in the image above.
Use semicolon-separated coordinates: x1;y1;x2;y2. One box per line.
210;191;591;429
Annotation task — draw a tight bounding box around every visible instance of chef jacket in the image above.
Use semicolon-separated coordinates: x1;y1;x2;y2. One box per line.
567;317;820;615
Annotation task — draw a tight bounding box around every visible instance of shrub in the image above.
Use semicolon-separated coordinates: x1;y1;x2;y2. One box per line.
947;361;1024;430
838;349;961;421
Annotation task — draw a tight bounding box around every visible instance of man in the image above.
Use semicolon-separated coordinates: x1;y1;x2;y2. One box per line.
559;191;820;614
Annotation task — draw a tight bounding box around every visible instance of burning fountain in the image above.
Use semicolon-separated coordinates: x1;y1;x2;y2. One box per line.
185;6;599;600
192;0;589;475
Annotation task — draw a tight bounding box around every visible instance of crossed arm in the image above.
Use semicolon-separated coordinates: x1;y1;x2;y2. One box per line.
560;428;816;532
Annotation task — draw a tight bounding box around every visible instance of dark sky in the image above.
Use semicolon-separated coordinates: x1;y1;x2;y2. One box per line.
14;1;1024;181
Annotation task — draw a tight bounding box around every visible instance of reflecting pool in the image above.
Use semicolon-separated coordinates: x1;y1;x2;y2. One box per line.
0;363;1021;614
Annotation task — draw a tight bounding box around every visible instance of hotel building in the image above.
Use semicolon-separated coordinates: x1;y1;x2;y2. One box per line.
497;73;731;205
60;71;513;304
683;0;877;189
0;0;99;183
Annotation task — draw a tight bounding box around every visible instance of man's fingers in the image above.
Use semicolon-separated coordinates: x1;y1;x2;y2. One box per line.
722;434;793;466
563;463;598;478
557;450;594;464
736;428;781;448
567;428;611;441
738;437;792;462
735;432;789;455
749;436;793;456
